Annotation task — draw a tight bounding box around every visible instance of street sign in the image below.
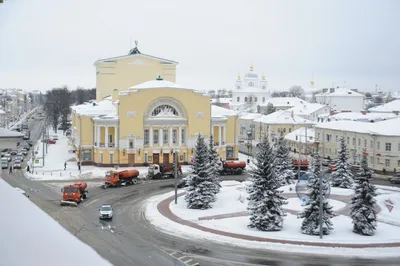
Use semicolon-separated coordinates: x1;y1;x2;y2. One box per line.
385;199;394;213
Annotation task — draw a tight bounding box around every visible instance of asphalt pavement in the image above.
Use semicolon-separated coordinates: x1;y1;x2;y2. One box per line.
1;117;400;266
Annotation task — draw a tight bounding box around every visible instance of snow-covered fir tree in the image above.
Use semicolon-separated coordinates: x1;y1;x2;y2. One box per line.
298;148;334;235
331;137;354;188
274;133;294;186
349;153;378;236
184;134;216;209
208;135;221;194
247;136;287;231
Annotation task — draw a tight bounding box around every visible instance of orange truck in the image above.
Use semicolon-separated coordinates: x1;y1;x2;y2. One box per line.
102;169;139;189
60;182;88;206
219;160;247;175
293;159;309;170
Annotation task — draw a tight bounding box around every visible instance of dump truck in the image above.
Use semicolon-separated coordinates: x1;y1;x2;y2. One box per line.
102;169;139;189
293;159;309;170
60;182;88;207
219;160;246;175
147;164;182;179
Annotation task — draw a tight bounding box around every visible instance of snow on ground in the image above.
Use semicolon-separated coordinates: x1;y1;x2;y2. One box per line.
28;129;191;181
376;193;400;225
146;181;400;258
0;178;111;266
286;197;346;211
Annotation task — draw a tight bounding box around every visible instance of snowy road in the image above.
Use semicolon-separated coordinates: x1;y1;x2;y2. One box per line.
2;118;400;266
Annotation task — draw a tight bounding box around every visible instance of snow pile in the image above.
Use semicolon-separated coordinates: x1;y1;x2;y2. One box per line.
286;197;345;211
0;179;111;266
376;193;400;225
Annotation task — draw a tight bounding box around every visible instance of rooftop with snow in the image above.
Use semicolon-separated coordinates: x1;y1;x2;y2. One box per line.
254;110;314;125
369;100;400;113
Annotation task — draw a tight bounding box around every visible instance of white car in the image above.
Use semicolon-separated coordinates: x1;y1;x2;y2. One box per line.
52;135;58;140
99;204;113;220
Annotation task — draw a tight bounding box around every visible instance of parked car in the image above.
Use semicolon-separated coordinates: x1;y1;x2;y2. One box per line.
23;145;30;151
51;135;58;140
1;162;9;169
13;160;22;169
26;141;33;147
2;154;12;162
10;150;18;156
21;149;28;156
48;139;56;144
1;149;9;157
388;177;400;184
16;152;24;157
16;155;24;162
99;204;113;220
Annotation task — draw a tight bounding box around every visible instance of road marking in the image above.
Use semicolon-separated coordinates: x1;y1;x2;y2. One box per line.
183;259;192;264
178;256;187;260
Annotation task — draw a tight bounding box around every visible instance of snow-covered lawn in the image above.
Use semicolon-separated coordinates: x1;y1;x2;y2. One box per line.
376;193;400;225
146;181;400;258
28;129;190;181
0;179;111;266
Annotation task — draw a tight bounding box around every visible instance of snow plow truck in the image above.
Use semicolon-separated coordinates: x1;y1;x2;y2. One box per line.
293;159;309;170
60;182;88;207
102;169;139;189
218;160;246;175
147;164;182;179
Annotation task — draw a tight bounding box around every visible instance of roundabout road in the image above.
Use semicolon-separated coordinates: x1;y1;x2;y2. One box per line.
2;118;400;265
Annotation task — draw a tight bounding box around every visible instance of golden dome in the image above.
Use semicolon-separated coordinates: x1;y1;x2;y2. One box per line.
249;65;254;71
262;75;265;80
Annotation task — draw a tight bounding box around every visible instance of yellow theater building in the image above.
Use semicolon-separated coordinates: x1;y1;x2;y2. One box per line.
71;47;239;166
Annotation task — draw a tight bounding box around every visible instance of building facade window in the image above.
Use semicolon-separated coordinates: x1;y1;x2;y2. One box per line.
347;137;350;144
109;134;113;144
385;159;390;167
144;153;148;163
364;139;367;148
110;154;114;164
244;97;248;102
398;143;400;151
386;143;391;151
377;141;380;150
172;129;177;144
151;105;178;116
352;138;355;145
398;160;400;167
289;128;292;133
129;140;134;149
181;128;186;144
144;129;149;145
262;97;265;102
254;97;258;102
358;139;361;146
163;130;168;145
370;140;373;149
237;97;240;102
153;130;159;144
336;135;338;142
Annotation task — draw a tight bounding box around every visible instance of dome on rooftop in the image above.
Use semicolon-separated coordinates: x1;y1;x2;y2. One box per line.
244;65;258;78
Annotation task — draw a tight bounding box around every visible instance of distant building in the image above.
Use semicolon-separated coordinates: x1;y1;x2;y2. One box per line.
230;66;270;111
211;97;231;109
315;87;364;112
318;111;399;123
258;97;309;113
285;127;316;154
368;100;400;114
287;103;330;121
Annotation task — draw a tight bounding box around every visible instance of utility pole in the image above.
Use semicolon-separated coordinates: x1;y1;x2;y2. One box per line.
318;142;324;239
297;134;301;180
42;127;45;167
117;102;120;169
174;151;178;204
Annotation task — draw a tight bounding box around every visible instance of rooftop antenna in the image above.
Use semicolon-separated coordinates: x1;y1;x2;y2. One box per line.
135;40;138;48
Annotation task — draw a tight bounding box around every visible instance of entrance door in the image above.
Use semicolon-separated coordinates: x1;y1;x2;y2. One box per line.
163;153;169;165
128;154;135;166
153;153;159;164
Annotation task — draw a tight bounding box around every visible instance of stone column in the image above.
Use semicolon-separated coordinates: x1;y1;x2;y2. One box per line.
179;126;182;146
218;126;222;146
169;127;173;147
96;125;100;147
105;126;109;148
223;125;226;145
115;126;118;148
159;128;163;147
149;126;153;147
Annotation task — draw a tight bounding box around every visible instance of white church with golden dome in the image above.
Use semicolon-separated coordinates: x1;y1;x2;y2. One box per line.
230;66;271;111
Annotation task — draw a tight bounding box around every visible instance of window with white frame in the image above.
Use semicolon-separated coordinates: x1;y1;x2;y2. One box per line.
110;154;114;164
386;143;391;151
237;97;240;102
385;159;390;167
144;129;149;145
364;139;367;148
398;160;400;167
172;129;177;144
129;139;134;149
358;139;361;146
163;130;168;145
398;143;400;151
370;140;373;149
144;153;148;163
254;97;258;102
181;128;186;144
352;138;355;145
377;141;380;150
262;97;265;102
153;130;159;144
245;97;248;102
347;137;349;144
336;135;338;142
289;128;292;133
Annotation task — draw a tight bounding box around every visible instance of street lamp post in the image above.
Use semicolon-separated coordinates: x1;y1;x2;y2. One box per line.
315;141;324;239
246;131;252;163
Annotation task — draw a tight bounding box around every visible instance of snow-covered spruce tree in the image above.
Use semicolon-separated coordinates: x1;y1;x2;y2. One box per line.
208;135;221;194
349;153;377;236
331;137;354;188
184;134;216;209
298;149;334;235
274;133;294;186
247;136;287;231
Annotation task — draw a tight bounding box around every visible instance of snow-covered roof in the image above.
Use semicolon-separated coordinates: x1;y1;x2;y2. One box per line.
211;98;232;104
0;179;112;266
71;99;116;116
288;103;329;116
315;117;400;136
327;112;399;122
254;110;315;125
315;88;364;97
129;79;192;91
0;128;24;138
94;52;178;66
285;127;315;143
211;105;237;117
368;100;400;113
239;112;263;120
259;97;308;107
0;110;6;114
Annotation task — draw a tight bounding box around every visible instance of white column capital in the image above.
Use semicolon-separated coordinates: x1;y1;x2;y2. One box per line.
105;126;109;148
218;125;222;147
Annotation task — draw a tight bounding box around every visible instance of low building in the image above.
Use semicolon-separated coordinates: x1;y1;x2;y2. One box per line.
318;111;399;123
315;87;365;112
284;127;316;154
258;97;308;113
71;78;240;166
253;110;314;143
368;100;400;113
0;128;24;149
237;112;263;141
314;118;400;172
287;103;330;121
211;97;232;109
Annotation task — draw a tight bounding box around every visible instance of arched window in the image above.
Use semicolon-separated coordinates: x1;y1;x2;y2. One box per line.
244;97;248;102
151;105;178;117
237;97;240;102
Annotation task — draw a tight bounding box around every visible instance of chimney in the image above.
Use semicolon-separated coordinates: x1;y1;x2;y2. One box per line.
112;89;119;101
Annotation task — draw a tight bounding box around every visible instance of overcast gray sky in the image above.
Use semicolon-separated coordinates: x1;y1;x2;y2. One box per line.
0;0;399;92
